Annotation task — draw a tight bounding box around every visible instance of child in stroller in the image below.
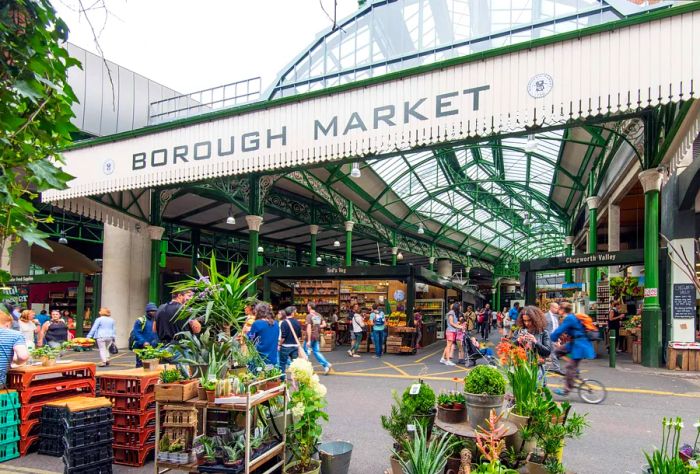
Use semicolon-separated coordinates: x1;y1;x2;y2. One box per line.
463;334;497;367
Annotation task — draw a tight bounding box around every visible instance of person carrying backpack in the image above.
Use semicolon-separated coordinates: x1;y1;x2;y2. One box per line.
131;303;159;367
369;304;386;359
550;301;595;397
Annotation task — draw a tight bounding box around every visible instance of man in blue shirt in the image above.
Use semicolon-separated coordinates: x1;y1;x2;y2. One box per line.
36;310;50;328
131;303;159;367
370;304;386;359
0;311;29;387
550;301;595;397
508;302;520;324
248;303;280;366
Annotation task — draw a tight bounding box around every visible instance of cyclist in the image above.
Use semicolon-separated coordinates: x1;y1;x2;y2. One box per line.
549;301;595;397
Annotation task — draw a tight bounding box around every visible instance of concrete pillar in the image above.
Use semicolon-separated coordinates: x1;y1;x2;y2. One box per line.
607;203;621;277
437;259;452;278
9;240;30;276
668;238;696;342
309;225;319;267
586;196;600;302
102;224;150;349
639;168;664;367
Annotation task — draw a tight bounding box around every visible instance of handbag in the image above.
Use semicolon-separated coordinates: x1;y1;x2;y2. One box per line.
108;341;119;355
286;319;307;360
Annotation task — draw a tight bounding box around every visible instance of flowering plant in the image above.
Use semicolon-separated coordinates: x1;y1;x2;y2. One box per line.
472;411;518;473
644;417;688;472
287;358;329;472
623;315;642;330
497;339;539;416
496;340;528;366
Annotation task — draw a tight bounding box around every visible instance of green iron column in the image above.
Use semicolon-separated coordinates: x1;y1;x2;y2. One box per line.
245;215;263;295
428;256;435;272
639;169;663;367
564;236;574;284
191;228;200;275
586;196;600;303
309;225;318;267
344;221;354;267
391;247;398;266
148;192;164;303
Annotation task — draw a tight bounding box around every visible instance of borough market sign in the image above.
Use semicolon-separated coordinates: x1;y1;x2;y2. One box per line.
43;6;700;201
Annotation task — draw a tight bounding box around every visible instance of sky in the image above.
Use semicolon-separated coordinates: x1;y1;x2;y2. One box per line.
52;0;358;95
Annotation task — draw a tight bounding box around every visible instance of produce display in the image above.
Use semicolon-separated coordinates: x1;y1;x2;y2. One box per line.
387;311;407;327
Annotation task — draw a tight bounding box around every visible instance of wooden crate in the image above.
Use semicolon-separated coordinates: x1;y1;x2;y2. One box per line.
667;348;700;371
155;380;198;402
386;346;401;354
632;341;641;364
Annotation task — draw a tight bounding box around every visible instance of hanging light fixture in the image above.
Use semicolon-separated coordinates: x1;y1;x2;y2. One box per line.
350;162;361;179
523;214;530;226
257;246;264;253
417;223;424;235
58;231;68;245
316;256;322;262
333;240;340;247
225;206;236;225
466;249;472;257
397;252;404;260
524;134;538;153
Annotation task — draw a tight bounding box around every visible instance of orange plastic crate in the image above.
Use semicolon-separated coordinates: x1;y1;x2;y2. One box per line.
107;392;156;413
112;426;155;447
97;374;159;395
17;378;95;405
112;410;157;431
112;444;155;466
19;419;40;439
19;435;39;456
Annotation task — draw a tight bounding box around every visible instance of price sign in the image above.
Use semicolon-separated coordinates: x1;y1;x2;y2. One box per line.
409;384;421;395
673;284;696;319
644;288;658;298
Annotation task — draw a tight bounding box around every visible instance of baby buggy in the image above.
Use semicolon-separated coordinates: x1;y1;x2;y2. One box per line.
463;334;498;367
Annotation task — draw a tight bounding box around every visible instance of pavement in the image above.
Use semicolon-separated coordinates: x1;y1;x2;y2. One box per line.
4;333;700;474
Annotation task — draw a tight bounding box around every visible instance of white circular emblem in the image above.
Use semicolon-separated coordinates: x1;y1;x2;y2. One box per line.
527;73;554;99
103;159;115;175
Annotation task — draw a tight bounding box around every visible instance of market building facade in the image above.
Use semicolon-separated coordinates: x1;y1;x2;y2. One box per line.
3;0;700;368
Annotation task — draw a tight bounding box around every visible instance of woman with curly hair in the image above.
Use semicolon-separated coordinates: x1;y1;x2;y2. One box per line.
511;305;552;385
248;302;280;366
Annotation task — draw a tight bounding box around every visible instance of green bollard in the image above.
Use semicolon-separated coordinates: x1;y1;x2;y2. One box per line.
609;330;616;368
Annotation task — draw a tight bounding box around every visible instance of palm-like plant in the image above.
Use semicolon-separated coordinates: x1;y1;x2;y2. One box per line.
171;255;259;333
170;327;234;377
394;424;458;474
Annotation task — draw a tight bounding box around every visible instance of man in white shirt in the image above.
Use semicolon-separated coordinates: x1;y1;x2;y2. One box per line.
544;302;563;374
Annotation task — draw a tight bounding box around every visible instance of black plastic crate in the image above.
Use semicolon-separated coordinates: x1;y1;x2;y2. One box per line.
63;440;113;468
64;407;113;428
64;459;113;474
39;434;64;457
41;405;67;423
63;422;113;449
40;420;65;438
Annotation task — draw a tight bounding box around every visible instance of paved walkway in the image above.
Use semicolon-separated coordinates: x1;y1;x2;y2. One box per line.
5;335;700;474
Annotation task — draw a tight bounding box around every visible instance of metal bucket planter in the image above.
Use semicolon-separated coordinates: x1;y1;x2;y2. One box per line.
437;404;467;424
465;393;504;430
412;408;437;438
318;441;353;474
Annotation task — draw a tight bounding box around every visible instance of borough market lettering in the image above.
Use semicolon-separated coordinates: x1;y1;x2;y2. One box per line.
131;85;490;171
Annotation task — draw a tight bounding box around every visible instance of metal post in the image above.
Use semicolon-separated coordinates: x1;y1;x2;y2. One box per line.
609;329;616;368
345;221;354;267
149;191;162;303
639;168;663;367
76;273;85;338
587;194;599;303
564;236;573;284
246;216;263;297
310;225;318;267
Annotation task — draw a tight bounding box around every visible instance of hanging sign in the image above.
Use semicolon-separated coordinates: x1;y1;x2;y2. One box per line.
644;288;658;298
672;283;697;319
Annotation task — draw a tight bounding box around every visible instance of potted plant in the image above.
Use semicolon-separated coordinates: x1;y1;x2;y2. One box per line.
30;346;60;366
197;437;217;466
201;378;217;403
472;411;519;474
463;365;506;430
222;443;242;468
437;391;467;424
285;358;328;474
394;423;458;474
158;434;171;462
444;438;475;474
402;381;437;438
168;439;185;464
133;343;172;370
525;390;587;474
261;367;283;390
380;391;413;474
172;328;235;378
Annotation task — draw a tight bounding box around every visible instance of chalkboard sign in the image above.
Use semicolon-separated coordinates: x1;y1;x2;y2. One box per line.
672;283;697;319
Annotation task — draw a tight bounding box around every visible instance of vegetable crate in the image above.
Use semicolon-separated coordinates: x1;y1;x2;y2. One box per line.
97;373;160;396
0;393;20;463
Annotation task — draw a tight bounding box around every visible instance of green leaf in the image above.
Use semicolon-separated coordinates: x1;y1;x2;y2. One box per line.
18;228;52;250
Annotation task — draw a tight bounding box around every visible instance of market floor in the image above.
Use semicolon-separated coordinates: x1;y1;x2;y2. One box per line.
4;338;700;474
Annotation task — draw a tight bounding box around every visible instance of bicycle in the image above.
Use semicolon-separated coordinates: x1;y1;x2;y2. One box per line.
548;367;607;404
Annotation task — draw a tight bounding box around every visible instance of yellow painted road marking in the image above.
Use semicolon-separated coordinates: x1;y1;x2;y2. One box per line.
415;348;442;363
0;466;60;474
330;371;700;398
345;362;419;374
382;361;410;376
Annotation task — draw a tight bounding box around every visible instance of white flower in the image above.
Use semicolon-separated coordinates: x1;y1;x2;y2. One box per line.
289;358;314;385
291;402;305;418
313;382;327;398
693;421;700;429
310;374;320;385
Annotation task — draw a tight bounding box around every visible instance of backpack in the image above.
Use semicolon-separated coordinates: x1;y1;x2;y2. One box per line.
477;313;485;324
575;313;600;341
128;316;147;350
373;311;385;327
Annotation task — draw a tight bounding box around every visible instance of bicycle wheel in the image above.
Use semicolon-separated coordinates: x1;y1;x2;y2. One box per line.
578;378;607;404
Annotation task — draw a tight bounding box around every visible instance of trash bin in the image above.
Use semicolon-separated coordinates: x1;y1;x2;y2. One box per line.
318;441;353;474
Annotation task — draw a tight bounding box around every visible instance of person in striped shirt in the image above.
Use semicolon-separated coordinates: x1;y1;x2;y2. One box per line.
0;311;29;388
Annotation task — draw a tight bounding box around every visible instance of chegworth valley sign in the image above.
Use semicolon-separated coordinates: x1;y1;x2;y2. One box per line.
44;5;700;201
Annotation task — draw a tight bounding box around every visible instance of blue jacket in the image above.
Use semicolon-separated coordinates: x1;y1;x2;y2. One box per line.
550;314;595;360
132;316;158;349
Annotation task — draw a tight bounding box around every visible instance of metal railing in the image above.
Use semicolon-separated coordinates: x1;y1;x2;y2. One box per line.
149;76;262;124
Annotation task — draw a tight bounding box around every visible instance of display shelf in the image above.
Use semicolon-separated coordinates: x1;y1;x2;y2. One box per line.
597;282;610;326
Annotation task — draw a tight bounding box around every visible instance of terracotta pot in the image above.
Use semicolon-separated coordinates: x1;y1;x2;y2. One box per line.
143;359;159;370
444;454;462;474
206;390;215;403
198;386;207;401
465;393;504;430
525;461;549;474
437;404;467;424
42;358;56;367
390;456;403;474
284;459;321;474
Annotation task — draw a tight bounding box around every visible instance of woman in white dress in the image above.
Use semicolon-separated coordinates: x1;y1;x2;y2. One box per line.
18;309;39;350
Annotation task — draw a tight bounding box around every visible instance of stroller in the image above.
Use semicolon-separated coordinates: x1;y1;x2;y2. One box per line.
463;334;498;367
